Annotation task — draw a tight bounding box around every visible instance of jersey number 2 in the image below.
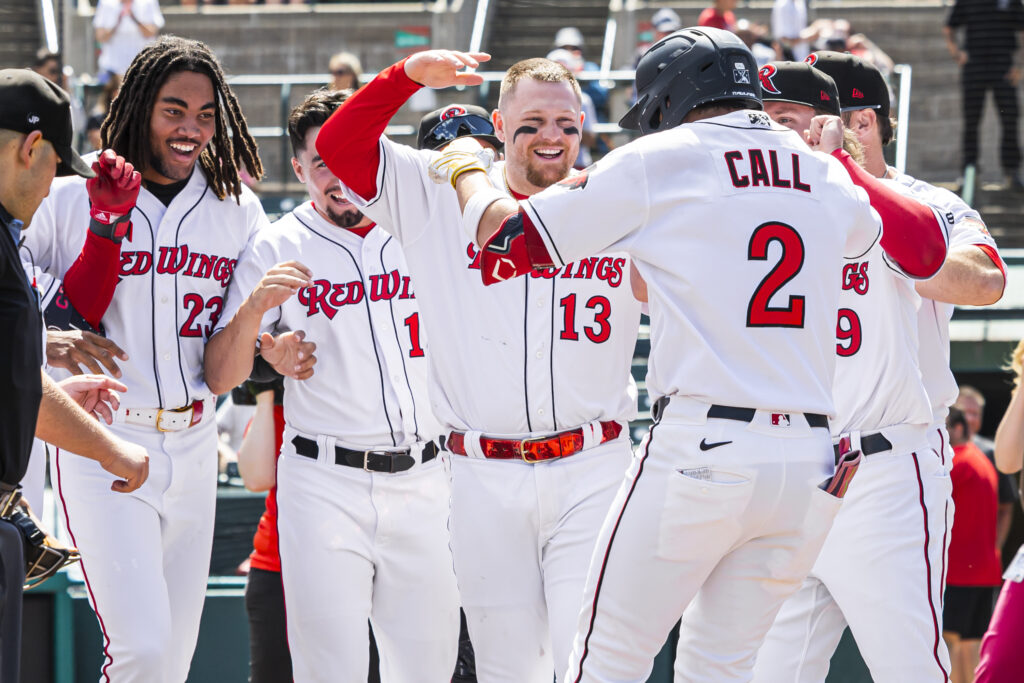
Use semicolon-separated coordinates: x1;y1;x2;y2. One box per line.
746;222;805;328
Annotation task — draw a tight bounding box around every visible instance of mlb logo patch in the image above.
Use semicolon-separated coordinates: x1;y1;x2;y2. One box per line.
733;62;750;84
770;413;791;427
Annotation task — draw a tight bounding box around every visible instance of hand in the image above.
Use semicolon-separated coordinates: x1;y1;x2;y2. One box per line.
99;438;149;493
805;114;845;154
259;330;316;380
1007;66;1023;86
404;50;490;88
57;374;127;424
428;146;494;187
46;329;128;377
244;261;313;316
87;149;141;223
955;50;968;67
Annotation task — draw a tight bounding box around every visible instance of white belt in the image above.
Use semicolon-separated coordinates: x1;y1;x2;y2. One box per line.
120;398;209;432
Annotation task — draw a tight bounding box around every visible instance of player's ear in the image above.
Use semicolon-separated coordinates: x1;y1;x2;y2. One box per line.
291;157;305;184
493;110;506;143
18;131;44;168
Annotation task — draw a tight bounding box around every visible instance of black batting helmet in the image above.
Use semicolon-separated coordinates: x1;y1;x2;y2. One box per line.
620;27;761;135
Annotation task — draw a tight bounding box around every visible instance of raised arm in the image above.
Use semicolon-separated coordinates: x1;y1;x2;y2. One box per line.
315;49;488;201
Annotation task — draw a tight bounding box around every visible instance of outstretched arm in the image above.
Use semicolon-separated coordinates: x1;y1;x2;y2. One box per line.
315;49;489;201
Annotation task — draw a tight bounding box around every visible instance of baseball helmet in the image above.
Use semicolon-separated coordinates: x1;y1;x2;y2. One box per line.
417;104;502;152
620;27;761;135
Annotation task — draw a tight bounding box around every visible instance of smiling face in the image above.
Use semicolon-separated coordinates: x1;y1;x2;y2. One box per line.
763;101;817;135
144;69;217;184
292;126;370;230
496;78;582;194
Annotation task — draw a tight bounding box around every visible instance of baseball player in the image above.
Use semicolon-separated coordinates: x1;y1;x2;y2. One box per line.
22;37;267;682
446;27;951;681
751;53;962;683
205;88;460;682
315;52;642;681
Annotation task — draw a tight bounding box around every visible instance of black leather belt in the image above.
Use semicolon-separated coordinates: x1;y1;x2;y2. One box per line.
652;397;828;429
833;432;893;460
291;436;438;474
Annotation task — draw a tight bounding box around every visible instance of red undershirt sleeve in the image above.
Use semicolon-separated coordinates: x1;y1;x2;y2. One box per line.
315;58;423;201
832;149;948;278
61;230;123;330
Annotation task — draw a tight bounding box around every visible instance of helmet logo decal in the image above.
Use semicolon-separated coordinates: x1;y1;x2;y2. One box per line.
758;65;782;95
805;54;818;66
733;62;750;84
441;106;467;120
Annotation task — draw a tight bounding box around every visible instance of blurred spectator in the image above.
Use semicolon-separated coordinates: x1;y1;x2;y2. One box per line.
328;51;362;92
553;26;609;117
93;0;164;82
957;385;1018;549
772;0;809;60
31;49;87;144
652;7;682;41
698;0;738;33
976;338;1024;681
547;49;597;169
735;19;779;66
30;49;62;85
944;406;1004;683
84;74;122;152
944;0;1024;190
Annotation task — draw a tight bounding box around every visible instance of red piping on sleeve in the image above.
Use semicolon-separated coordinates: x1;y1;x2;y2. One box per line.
62;230;123;329
832;149;947;278
976;243;1007;299
315;58;422;202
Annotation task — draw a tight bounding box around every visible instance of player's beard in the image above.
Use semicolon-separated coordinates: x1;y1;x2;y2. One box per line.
150;147;197;182
523;151;574;189
326;205;366;229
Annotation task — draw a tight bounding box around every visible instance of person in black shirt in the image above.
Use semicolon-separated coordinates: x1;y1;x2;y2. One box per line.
0;68;149;681
945;0;1024;189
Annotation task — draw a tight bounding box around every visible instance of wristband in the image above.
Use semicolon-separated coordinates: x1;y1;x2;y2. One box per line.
462;186;508;245
88;213;132;243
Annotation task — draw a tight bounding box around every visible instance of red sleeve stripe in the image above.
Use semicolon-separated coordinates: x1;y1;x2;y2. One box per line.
975;243;1007;298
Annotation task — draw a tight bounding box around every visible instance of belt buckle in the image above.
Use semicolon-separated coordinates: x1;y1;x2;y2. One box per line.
363;450;391;473
156;405;193;432
518;435;547;464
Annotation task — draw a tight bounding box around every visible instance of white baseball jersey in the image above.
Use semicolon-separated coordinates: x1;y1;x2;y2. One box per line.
23;158;268;409
883;169;1001;424
524;110;880;415
218;201;440;447
343;139;641;434
830;198;950;435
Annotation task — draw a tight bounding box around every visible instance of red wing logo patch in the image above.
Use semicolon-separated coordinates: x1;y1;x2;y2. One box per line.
758;64;782;95
441;106;467;120
851;88;865;99
557;173;589;191
804;54;818;66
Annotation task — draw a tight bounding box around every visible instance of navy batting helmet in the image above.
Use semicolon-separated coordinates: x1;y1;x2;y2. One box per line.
620;27;761;135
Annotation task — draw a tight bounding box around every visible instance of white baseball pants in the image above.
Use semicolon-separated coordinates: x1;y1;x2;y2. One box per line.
566;399;841;683
54;419;218;683
752;425;953;683
448;434;634;683
276;429;460;683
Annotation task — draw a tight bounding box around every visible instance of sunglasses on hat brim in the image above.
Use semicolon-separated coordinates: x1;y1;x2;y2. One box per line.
423;114;498;150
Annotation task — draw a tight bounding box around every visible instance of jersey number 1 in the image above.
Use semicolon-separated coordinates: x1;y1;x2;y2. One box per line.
746;222;805;328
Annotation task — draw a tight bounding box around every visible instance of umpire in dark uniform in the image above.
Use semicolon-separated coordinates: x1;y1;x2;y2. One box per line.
944;0;1024;188
0;67;93;681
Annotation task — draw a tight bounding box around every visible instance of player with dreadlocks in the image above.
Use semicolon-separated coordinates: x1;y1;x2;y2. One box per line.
22;36;270;681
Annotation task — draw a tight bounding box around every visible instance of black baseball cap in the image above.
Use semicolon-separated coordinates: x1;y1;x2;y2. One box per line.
417;104;502;152
805;51;890;117
0;69;93;178
758;61;841;116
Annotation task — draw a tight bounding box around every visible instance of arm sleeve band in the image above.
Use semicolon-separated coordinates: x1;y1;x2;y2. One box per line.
61;230;123;330
315;58;422;201
832;149;947;278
